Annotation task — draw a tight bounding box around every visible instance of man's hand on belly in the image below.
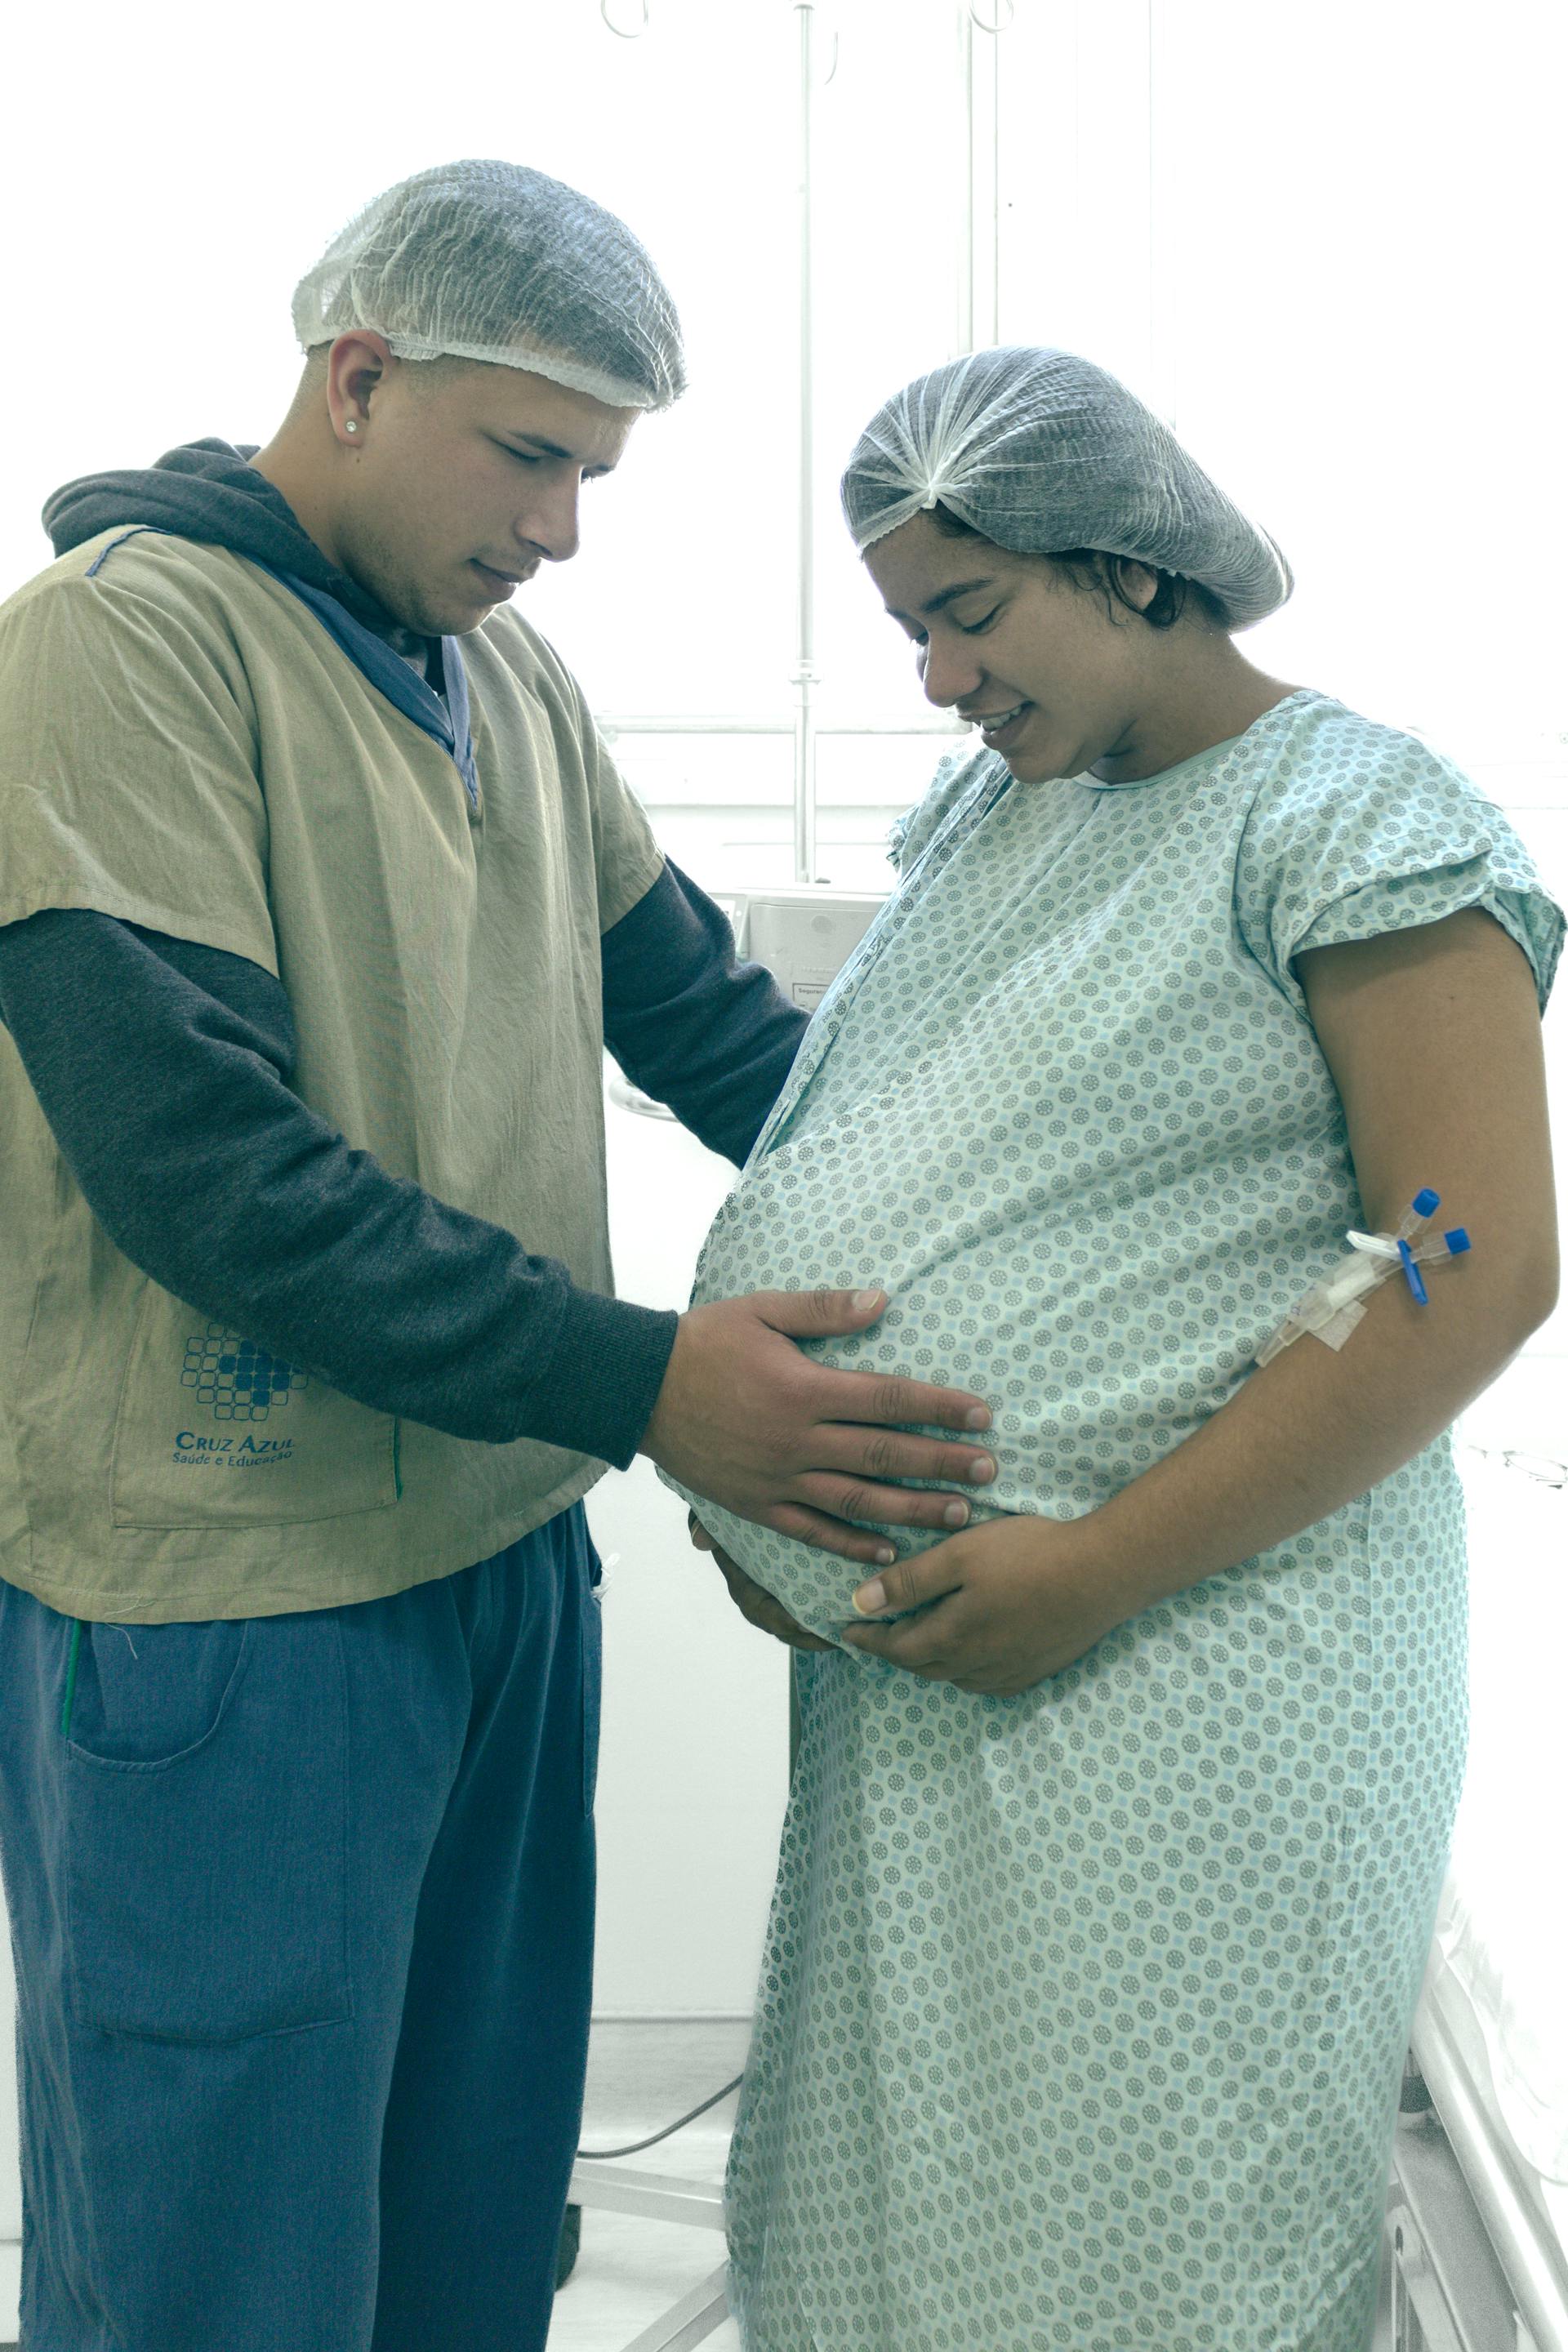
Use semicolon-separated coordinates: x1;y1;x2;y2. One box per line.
639;1287;996;1567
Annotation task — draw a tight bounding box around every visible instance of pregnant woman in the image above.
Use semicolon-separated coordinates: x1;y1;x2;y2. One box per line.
666;349;1563;2352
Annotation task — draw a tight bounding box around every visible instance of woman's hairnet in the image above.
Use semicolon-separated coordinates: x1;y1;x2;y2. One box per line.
840;347;1290;630
292;159;686;413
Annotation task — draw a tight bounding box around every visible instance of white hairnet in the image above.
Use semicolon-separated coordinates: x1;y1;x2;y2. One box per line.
292;159;686;413
840;346;1290;629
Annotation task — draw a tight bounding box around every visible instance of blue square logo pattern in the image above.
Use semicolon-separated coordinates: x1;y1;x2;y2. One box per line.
181;1325;310;1423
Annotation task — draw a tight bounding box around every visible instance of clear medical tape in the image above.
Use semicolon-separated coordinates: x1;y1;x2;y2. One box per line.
1257;1190;1471;1367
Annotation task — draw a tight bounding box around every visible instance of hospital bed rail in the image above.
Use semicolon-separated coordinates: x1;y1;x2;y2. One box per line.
1388;2020;1568;2352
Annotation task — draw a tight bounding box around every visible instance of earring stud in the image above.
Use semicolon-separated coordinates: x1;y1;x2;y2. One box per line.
345;420;359;434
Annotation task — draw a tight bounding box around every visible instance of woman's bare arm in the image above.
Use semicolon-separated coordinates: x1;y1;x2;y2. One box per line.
1084;905;1557;1611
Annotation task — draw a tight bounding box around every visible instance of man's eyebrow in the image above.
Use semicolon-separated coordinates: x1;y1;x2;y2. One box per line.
498;431;617;474
885;576;999;625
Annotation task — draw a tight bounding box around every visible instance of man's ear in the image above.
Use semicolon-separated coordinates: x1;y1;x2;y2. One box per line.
326;332;393;443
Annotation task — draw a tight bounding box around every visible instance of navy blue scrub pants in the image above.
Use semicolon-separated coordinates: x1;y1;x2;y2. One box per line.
0;1504;602;2352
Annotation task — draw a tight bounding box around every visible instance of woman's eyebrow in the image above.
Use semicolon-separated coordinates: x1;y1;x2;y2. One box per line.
919;577;997;615
884;577;999;625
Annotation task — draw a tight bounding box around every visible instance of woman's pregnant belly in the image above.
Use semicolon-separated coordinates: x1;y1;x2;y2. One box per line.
657;1132;1232;1654
657;1058;1297;1646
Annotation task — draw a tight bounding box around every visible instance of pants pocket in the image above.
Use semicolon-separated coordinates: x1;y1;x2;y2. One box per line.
582;1548;604;1817
64;1610;351;2042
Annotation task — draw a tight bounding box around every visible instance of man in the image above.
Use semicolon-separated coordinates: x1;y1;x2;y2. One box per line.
0;160;996;2352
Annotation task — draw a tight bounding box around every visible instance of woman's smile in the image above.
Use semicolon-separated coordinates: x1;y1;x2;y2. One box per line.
972;699;1035;751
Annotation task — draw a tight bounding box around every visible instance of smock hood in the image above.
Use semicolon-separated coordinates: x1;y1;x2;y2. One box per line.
42;439;404;638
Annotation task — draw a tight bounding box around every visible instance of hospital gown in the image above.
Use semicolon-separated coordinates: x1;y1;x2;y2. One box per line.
669;688;1563;2352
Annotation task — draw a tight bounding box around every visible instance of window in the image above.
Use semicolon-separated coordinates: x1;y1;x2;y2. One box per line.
3;0;1561;1388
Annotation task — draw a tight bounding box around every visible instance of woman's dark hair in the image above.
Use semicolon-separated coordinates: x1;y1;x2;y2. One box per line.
930;500;1229;631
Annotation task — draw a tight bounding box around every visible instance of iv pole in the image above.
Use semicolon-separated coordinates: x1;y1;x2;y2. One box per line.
791;0;822;887
786;0;825;1774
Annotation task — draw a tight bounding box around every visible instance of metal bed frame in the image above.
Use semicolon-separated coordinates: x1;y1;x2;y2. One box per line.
565;2160;730;2352
1384;2016;1568;2352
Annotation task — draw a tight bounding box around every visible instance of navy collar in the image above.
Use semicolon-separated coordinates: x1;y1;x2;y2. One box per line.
83;526;480;813
260;567;479;811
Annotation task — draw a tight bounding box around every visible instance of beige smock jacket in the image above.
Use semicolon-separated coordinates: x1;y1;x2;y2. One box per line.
0;529;663;1621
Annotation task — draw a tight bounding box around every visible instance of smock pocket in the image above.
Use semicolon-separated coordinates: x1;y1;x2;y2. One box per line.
64;1610;351;2042
109;1278;399;1528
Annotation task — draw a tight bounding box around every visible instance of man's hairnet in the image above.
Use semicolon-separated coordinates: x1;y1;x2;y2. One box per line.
840;347;1290;630
292;159;686;413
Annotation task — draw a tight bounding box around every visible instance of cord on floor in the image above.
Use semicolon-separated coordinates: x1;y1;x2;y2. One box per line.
577;2070;745;2160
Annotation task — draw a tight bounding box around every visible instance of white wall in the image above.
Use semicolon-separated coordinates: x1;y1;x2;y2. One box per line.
586;1087;793;2018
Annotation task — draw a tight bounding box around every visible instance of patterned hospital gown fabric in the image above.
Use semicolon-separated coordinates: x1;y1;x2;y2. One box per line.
665;688;1563;2352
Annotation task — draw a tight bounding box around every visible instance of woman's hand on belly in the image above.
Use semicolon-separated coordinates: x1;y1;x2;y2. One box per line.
688;1516;837;1653
839;1512;1131;1696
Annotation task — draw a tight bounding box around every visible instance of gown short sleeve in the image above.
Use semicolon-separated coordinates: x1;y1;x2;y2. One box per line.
1233;706;1563;1018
